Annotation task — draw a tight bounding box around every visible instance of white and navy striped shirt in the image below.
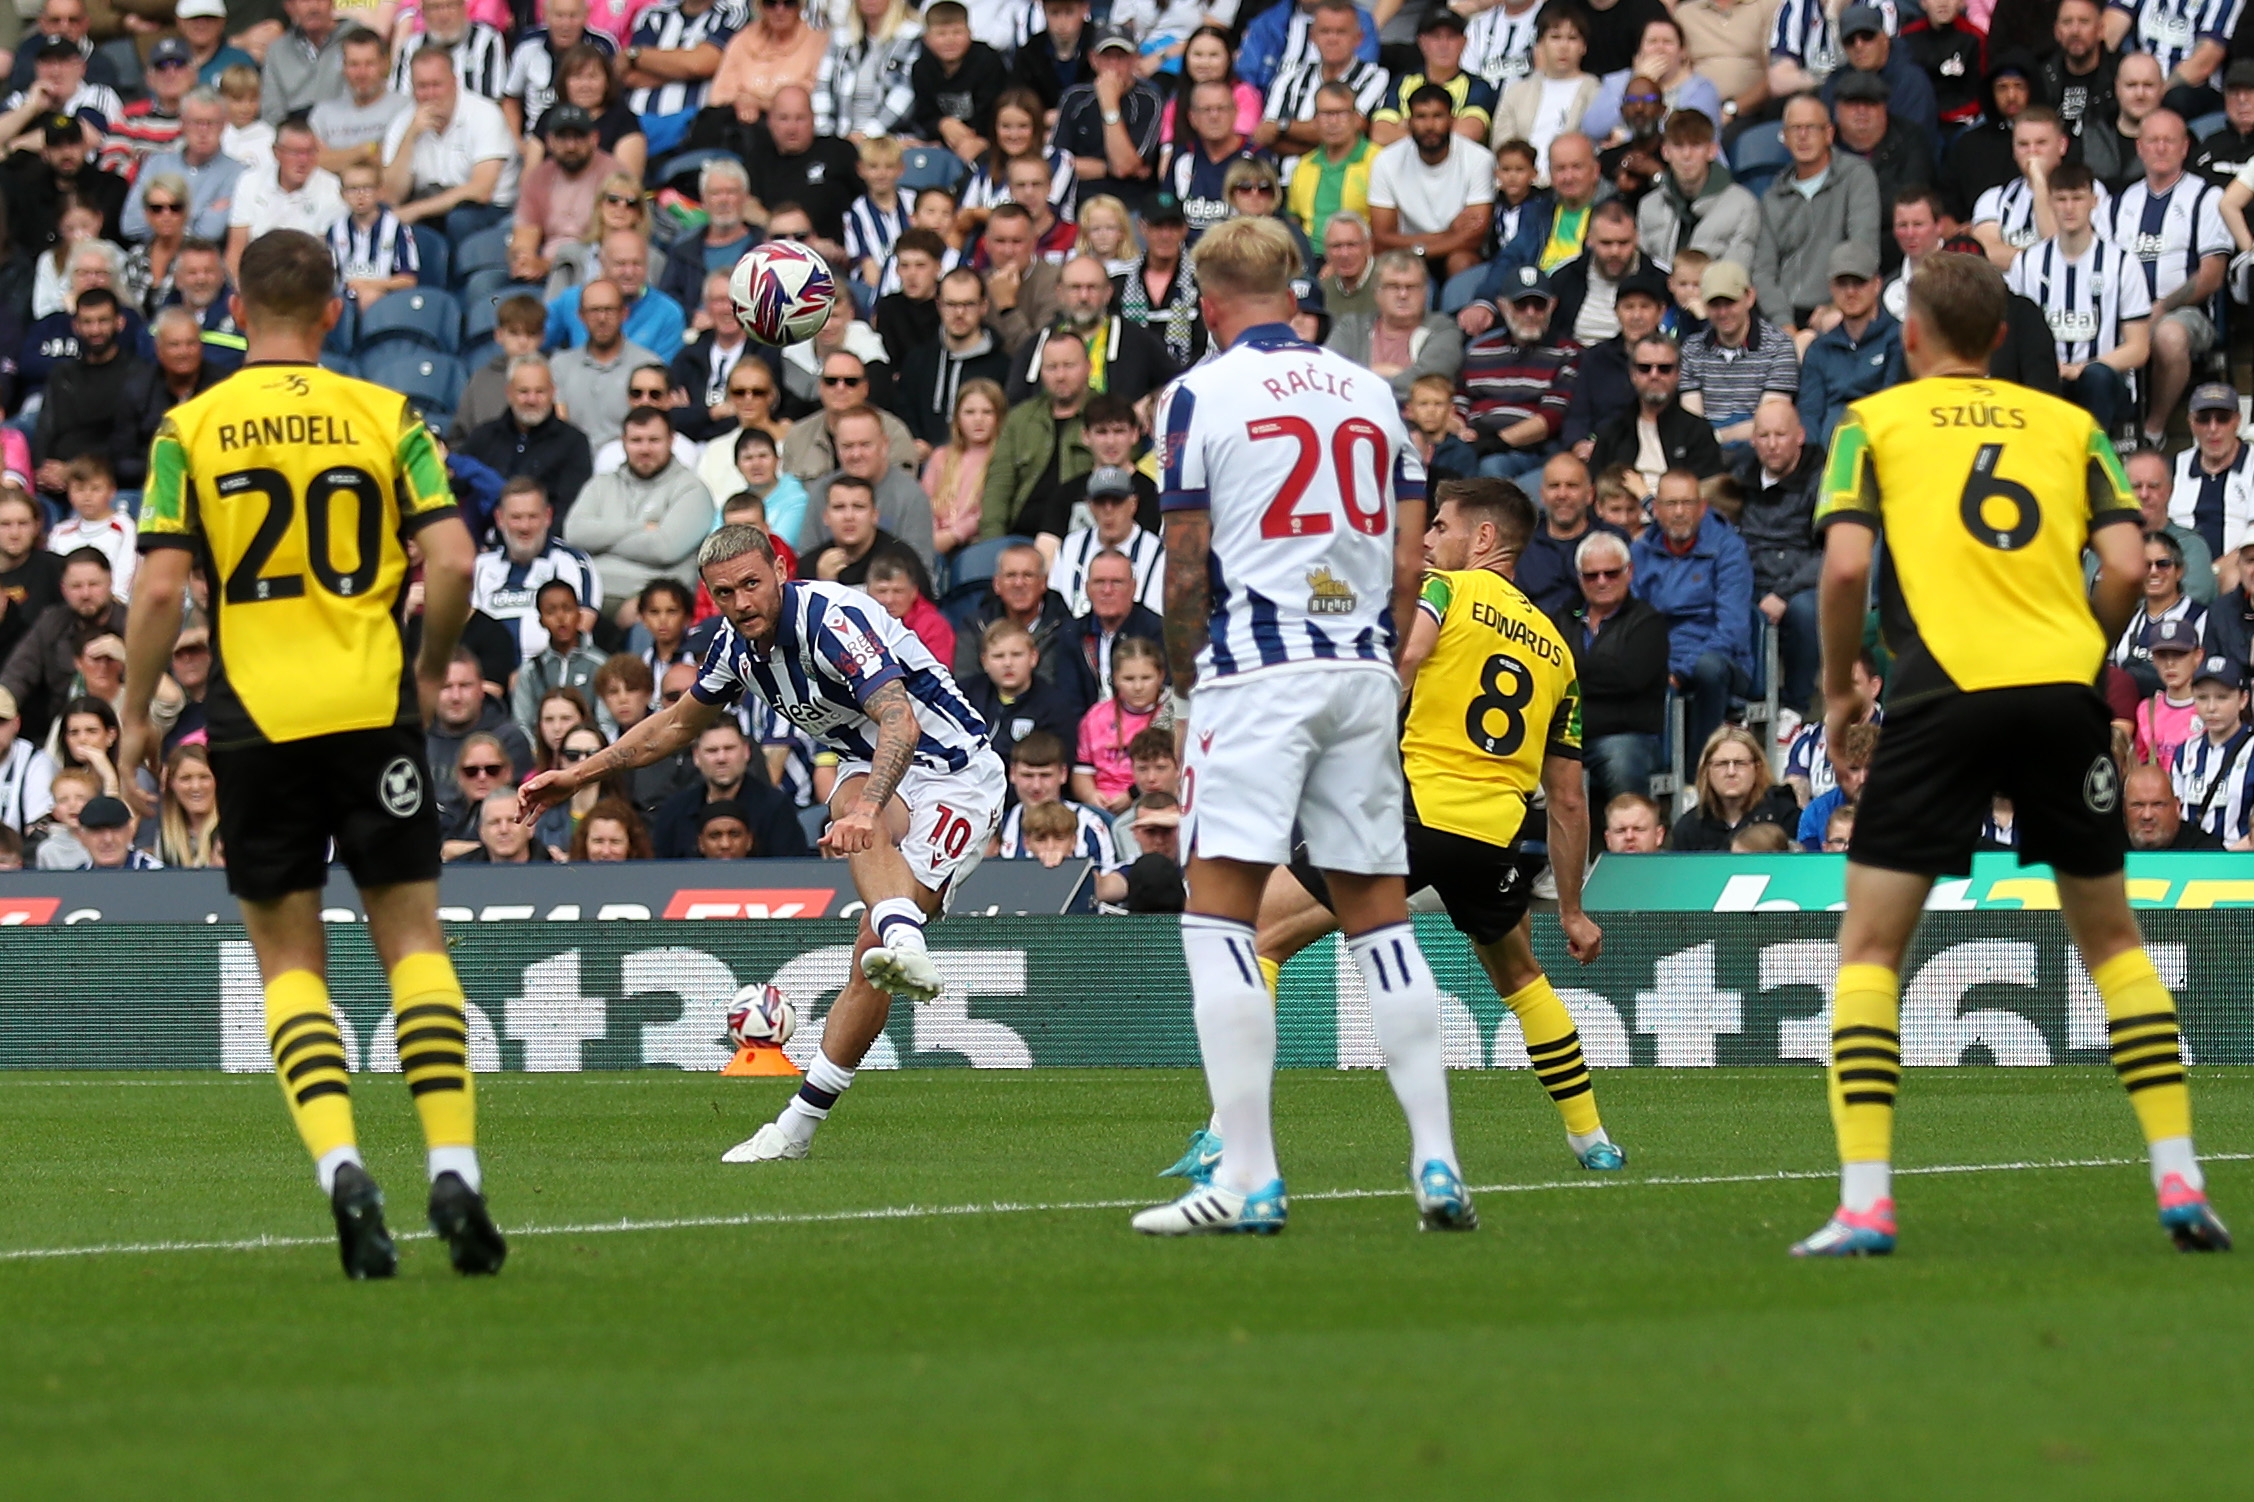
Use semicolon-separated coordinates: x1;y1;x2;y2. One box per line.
811;26;922;138
2111;593;2203;672
472;538;603;661
503;28;618;135
2006;233;2151;364
996;797;1121;868
1466;1;1542;84
326;207;420;284
960;147;1078;222
2169;442;2254;556
1264;58;1390;131
690;580;992;772
1048;523;1164;615
2127;0;2245;80
0;737;56;833
845;189;915;271
390;22;511;100
2172;722;2254;843
2103;173;2232;303
1158;323;1424;686
627;0;748;116
1769;0;1895;73
1973;176;2113;252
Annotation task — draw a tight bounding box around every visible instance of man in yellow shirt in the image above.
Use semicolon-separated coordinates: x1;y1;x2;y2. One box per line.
1286;80;1377;260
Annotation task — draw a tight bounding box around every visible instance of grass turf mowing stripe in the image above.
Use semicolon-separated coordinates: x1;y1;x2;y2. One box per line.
5;1151;2244;1264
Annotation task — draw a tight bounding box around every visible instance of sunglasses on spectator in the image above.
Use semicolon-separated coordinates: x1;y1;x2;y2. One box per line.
2148;558;2180;569
1233;183;1278;196
560;747;595;763
2192;410;2237;424
769;229;808;242
629;386;669;400
603;193;637;207
146;200;182;214
462;763;507;777
1623;92;1662;105
1633;360;1676;373
1580;566;1624;582
151;57;188;69
729;381;772;397
821;373;865;386
172;639;209;654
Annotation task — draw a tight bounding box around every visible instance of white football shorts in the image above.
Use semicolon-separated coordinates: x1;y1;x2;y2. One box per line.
833;745;1008;903
1181;663;1408;875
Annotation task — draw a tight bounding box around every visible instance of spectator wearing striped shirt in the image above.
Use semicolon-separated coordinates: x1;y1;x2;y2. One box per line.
1166;79;1266;240
996;729;1123;889
2109;0;2238;118
1466;0;1543;86
1049;472;1162;614
2113;529;2208;697
2004;160;2149;433
327;160;421;309
1236;0;1379;94
2102;108;2231;449
2170;383;2254;580
104;38;195;178
389;0;511;101
2170;653;2254;847
1972;109;2098;270
811;0;921;139
1679;258;1798;449
1255;0;1389;161
844;136;914;291
623;0;748;153
1768;0;1897;100
1453;263;1579;481
502;0;617;140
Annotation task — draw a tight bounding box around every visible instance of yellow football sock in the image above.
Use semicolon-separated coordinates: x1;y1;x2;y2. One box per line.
390;950;476;1151
1829;964;1901;1165
1257;955;1280;1001
2094;948;2192;1145
1501;976;1602;1136
266;970;358;1169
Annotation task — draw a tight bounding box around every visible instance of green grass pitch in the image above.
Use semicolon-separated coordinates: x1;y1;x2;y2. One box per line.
4;1066;2252;1499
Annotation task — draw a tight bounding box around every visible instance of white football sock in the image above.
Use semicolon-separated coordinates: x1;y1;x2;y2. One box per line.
1350;922;1458;1176
1183;914;1279;1194
779;1051;857;1145
1841;1160;1892;1214
315;1145;363;1196
1567;1128;1612;1157
869;897;928;953
428;1146;481;1192
2150;1136;2203;1192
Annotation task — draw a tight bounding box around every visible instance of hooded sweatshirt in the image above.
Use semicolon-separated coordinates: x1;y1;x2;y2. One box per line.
561;458;715;603
1636;158;1761;271
1939;50;2038;220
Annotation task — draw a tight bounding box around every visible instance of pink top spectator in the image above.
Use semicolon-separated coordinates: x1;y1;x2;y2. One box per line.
2136;693;2200;771
1161;79;1261;148
1075;696;1156;803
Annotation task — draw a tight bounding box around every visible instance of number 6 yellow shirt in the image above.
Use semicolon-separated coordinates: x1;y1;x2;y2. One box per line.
1399;566;1582;849
139;363;457;747
1815;377;2141;708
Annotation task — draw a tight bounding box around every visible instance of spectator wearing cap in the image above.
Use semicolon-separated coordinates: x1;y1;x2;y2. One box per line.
174;0;258;89
2171;653;2254;848
1831;65;1935;266
3;109;127;253
1820;4;1938;138
2126;761;2220;850
508;105;616;286
108;38;200;173
1370;12;1490;146
6;0;122;97
2114;528;2209;697
1677;258;1799;452
652;718;811;860
1796;242;1904;445
1114;194;1205;367
1590;331;1725;492
1327;251;1462;404
77;793;160;868
692;798;757;860
1050;468;1163;615
2171;383;2254;586
2136;614;2207;769
1753;94;1882;338
1560;264;1670;451
2191;59;2254;185
122;88;243;246
1054;25;1163;208
1637;108;1760;273
1453;264;1578;482
0;34;124;149
1366;83;1494;281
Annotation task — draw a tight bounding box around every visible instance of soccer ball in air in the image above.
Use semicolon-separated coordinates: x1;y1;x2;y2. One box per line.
729;241;838;346
726;983;799;1048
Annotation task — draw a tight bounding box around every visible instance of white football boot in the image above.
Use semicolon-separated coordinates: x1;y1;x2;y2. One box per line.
721;1121;809;1163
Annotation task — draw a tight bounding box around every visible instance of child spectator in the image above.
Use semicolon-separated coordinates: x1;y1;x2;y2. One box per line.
592;652;656;743
1404;371;1456;472
874;227;946;362
846;136;915;295
528;684;596;777
908;3;1010;164
636;576;697;676
2172;655;2254;849
1797;721;1878;850
1900;0;1986;128
1821;802;1856;852
1665;246;1709;340
1112;725;1180;857
48;455;133;600
30;763;99;868
922;379;1002;560
217;63;272;171
863;549;954;666
1489;139;1541;257
2136;617;2204;770
883;185;964;297
997;729;1119;870
1592;463;1645;537
510;579;614;733
326;160;420;309
1071;636;1164;815
1731;820;1794;853
1602;791;1666;851
693;490;801;620
1017;797;1079;865
458;294;547;435
959;618;1082;768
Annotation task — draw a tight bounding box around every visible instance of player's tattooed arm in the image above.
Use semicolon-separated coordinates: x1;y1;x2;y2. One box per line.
857;678;919;814
518;693;719;821
1161;513;1212;698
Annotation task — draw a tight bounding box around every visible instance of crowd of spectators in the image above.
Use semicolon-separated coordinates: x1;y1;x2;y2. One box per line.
3;0;2254;884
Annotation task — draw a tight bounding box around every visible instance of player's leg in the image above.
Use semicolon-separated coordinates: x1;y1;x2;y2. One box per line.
360;881;506;1275
837;770;948;1002
1472;919;1622;1168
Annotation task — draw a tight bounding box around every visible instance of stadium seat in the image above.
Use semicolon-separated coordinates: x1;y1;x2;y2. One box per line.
948;534;1030;592
412;224;450;289
1730;122;1789;199
464;286;507;343
2188;110;2229;142
359;345;466;423
649;147;733;197
318;351;357;377
460;336;496;380
356;287;461;353
453;223;513;286
902;147;968;192
797;805;830;846
322;296;358;355
460;265;516;311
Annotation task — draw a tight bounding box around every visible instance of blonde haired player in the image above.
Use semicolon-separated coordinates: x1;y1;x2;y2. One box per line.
1795;250;2229;1257
1159;477;1623;1190
1134;214;1474;1235
116;229;500;1279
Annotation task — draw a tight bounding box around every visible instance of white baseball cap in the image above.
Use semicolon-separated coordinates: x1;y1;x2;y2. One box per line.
176;0;230;19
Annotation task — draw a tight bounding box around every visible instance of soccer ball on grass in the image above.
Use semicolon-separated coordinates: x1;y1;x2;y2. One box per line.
729;241;838;346
726;983;799;1048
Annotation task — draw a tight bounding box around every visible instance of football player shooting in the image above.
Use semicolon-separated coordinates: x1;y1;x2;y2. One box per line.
1794;251;2229;1257
519;522;1008;1163
115;228;502;1280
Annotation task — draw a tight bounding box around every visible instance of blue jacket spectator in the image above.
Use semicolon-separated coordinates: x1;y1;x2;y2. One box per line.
1796;297;1904;445
545;281;687;361
1237;0;1379;91
1633;475;1753;757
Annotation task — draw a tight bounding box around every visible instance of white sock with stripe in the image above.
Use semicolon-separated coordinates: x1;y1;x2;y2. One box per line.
1351;921;1459;1176
1182;914;1279;1196
869;897;927;953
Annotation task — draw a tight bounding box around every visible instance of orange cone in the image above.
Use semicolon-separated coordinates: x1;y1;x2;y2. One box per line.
721;1044;802;1076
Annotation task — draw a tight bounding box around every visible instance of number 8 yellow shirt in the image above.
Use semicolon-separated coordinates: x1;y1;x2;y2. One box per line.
1815;377;2141;707
139;364;457;747
1399;566;1582;848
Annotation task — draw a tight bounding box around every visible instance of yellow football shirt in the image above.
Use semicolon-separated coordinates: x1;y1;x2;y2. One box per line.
139;363;457;746
1400;566;1582;847
1815;376;2139;706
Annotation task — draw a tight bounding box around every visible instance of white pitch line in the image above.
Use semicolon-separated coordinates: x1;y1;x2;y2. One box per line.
3;1152;2246;1265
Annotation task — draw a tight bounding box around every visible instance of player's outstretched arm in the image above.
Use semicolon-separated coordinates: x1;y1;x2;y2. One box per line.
518;692;723;822
412;515;478;724
117;546;192;817
1542;751;1601;963
820;678;918;855
1160;512;1211;699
